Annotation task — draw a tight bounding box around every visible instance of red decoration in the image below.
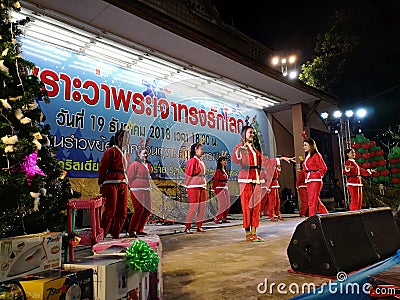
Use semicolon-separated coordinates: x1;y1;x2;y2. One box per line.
361;152;370;159
392;178;400;184
378;160;387;166
376;149;384;156
362;162;371;169
300;130;309;140
361;143;370;150
381;169;390;176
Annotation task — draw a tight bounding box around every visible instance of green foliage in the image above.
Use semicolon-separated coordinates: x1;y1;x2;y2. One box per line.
0;1;78;237
299;11;358;95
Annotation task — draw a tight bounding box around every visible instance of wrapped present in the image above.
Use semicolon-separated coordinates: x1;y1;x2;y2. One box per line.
18;268;93;300
0;232;62;282
64;256;141;300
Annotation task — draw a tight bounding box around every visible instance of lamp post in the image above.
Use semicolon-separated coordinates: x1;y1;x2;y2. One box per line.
272;55;298;79
321;108;368;209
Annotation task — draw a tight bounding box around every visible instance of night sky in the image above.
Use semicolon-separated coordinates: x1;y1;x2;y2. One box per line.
211;1;400;136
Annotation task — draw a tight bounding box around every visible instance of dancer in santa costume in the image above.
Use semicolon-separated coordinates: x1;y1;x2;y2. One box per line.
301;131;329;216
343;148;374;211
127;138;153;237
232;124;294;242
212;154;231;224
98;129;130;239
296;163;308;217
267;164;284;221
184;142;207;234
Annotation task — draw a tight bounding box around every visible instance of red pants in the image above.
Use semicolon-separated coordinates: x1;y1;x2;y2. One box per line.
240;183;261;228
100;183;128;239
348;185;363;211
267;188;281;219
260;191;268;216
215;189;230;220
185;188;207;228
128;190;152;234
298;187;308;216
306;181;328;216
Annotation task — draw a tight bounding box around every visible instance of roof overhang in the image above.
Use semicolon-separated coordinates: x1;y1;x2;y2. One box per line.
21;0;337;113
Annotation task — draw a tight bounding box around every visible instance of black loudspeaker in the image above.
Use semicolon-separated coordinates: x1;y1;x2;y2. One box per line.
287;207;400;277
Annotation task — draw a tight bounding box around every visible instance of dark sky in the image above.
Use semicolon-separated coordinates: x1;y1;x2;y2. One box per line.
211;0;348;64
210;1;400;135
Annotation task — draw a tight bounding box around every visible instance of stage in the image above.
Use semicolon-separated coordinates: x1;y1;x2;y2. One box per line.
159;215;329;299
158;214;400;299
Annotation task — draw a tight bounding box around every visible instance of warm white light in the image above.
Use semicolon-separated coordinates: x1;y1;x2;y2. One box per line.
345;110;354;118
356;108;367;118
333;110;342;118
272;56;279;65
281;58;287;64
288;56;296;64
289;71;298;79
282;71;288;77
321;112;329;119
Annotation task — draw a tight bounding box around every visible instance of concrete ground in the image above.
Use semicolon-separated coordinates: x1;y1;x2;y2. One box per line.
70;214;332;299
152;214;329;300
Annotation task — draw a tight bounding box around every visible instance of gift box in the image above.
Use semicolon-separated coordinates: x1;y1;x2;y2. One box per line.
92;235;163;299
63;256;142;300
18;268;93;300
0;232;62;282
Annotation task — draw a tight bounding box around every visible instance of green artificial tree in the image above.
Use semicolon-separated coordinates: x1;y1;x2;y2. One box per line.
0;0;78;238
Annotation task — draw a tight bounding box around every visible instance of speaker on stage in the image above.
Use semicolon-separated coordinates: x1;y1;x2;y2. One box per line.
287;207;400;277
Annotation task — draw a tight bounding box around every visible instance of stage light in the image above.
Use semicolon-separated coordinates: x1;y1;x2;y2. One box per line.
321;112;329;120
289;71;298;79
345;110;354;118
356;108;367;118
281;58;287;64
333;110;342;118
288;55;296;64
272;56;279;65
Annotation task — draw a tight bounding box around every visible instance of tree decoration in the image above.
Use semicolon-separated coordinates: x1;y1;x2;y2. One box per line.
0;0;79;237
125;240;159;272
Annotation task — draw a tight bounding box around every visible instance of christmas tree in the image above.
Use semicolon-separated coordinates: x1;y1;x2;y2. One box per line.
0;0;78;238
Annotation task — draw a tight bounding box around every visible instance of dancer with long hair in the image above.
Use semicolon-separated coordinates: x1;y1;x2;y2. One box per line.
127;140;153;237
232;125;293;242
301;132;329;216
184;142;207;234
212;155;231;224
98;129;130;239
343;148;374;210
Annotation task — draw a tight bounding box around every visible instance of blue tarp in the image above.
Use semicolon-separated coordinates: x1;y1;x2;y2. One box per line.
290;249;400;299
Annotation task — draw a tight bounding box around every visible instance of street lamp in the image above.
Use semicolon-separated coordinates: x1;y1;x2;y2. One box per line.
271;54;298;79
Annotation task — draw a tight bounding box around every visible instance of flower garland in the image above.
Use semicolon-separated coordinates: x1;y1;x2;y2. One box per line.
125;240;159;272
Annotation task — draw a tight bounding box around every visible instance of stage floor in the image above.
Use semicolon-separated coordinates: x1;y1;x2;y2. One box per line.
159;215;330;299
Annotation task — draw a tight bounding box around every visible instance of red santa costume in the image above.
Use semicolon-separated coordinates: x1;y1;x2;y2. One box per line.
343;158;372;211
98;137;129;239
127;159;152;236
211;166;230;222
184;155;207;231
296;169;308;217
232;142;279;234
267;166;283;221
302;152;329;216
260;166;269;216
